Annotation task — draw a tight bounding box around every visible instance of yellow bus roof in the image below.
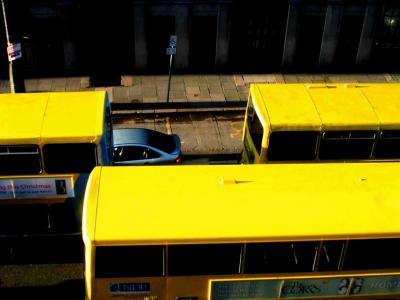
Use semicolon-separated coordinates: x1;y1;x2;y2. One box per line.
84;163;400;246
307;85;378;131
254;84;321;131
359;83;400;130
0;93;48;144
252;83;400;132
0;91;107;145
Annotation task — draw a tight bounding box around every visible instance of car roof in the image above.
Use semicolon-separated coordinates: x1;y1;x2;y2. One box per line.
113;128;150;146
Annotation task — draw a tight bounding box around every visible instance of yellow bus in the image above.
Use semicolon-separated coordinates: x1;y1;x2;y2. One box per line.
83;163;400;300
0;91;111;269
242;83;400;163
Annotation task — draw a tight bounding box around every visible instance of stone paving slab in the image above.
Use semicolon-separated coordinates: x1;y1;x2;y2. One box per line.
112;86;130;103
389;74;400;81
80;77;91;89
1;73;399;111
210;93;225;102
37;78;53;91
233;74;245;86
121;75;134;87
24;79;38;92
51;78;67;92
66;77;82;91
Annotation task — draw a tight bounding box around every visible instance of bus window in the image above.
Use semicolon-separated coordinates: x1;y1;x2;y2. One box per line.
267;131;319;161
375;130;400;158
0;204;50;235
244;242;318;273
248;112;263;155
95;246;165;278
43;143;97;173
316;240;344;271
319;131;376;160
343;239;400;270
0;145;41;175
168;244;241;276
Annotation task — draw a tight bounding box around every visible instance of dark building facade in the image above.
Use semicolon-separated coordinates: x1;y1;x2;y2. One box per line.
1;0;400;81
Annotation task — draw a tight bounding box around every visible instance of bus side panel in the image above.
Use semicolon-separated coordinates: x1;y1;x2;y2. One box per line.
92;278;166;300
0;173;86;236
167;276;212;300
89;273;400;300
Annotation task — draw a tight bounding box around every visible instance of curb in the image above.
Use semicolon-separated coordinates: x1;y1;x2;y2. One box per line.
111;101;247;114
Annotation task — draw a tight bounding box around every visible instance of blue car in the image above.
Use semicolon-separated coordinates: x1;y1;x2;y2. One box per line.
112;128;182;165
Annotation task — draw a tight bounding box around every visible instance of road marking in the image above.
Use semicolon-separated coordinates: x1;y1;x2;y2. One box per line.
229;121;242;139
165;116;172;134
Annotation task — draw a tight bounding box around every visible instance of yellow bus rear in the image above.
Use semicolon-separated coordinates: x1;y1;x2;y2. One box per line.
83;163;400;300
242;83;400;163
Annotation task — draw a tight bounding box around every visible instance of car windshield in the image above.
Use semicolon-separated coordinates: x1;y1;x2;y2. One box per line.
147;130;176;153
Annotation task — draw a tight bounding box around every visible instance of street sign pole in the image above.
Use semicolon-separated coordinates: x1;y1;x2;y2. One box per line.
166;35;177;103
166;53;173;103
1;0;14;93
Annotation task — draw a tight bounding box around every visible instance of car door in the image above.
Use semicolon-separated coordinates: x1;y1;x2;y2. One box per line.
113;145;161;165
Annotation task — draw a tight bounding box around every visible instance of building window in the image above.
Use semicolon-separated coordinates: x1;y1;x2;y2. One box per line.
375;6;400;49
373;4;400;67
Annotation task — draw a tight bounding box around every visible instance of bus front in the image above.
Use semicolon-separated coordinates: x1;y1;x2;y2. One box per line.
242;84;321;163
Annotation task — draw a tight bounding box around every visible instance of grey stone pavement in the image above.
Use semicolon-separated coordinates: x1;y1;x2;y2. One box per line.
1;73;399;112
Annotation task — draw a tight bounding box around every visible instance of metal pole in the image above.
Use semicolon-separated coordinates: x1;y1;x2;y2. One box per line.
166;53;173;103
1;0;14;93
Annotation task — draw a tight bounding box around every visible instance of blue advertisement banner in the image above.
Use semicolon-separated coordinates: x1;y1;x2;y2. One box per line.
211;275;400;300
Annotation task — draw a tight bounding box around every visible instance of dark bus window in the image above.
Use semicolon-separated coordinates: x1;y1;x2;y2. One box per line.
343;239;400;270
0;245;12;264
43;143;97;173
244;242;318;273
0;204;49;235
317;241;344;271
247;108;263;154
168;244;241;276
375;130;400;158
9;234;83;264
95;246;165;278
0;145;41;175
319;131;375;160
267;131;318;161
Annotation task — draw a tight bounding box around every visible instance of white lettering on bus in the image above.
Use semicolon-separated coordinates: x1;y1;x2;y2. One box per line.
369;279;400;290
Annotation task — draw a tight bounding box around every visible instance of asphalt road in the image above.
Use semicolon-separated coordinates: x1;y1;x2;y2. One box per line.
112;111;244;155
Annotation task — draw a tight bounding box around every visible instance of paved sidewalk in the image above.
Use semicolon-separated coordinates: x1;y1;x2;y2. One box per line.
1;73;398;111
